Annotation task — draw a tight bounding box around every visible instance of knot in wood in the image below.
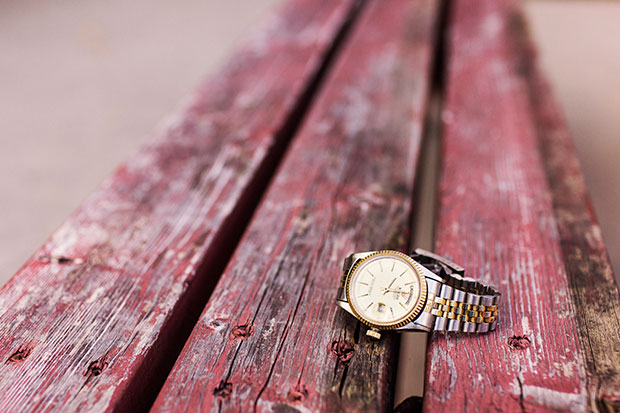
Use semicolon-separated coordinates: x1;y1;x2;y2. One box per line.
213;380;233;399
329;339;354;364
231;323;254;338
508;335;531;350
6;346;32;364
287;383;309;403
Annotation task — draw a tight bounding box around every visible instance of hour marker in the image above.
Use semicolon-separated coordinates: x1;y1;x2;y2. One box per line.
365;302;374;310
390;306;395;317
398;270;407;277
378;261;383;272
399;302;407;309
359;282;369;286
359;293;369;297
367;269;375;277
404;282;413;286
391;261;395;272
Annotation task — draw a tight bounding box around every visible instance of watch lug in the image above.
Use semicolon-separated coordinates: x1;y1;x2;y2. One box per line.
413;248;465;275
340;251;378;302
343;251;377;272
351;251;376;260
416;262;444;284
396;311;435;332
336;300;354;316
336;286;347;302
397;275;440;332
340;251;377;303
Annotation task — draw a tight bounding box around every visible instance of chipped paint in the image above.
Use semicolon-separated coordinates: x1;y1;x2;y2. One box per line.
423;0;608;410
152;1;438;411
0;1;361;411
519;385;587;411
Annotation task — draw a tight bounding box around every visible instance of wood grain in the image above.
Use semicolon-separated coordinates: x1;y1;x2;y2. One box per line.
0;1;358;411
152;0;439;411
519;12;620;411
423;0;619;411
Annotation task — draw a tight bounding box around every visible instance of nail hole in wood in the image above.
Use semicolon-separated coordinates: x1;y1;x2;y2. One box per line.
5;346;32;364
508;335;531;349
231;323;254;339
329;339;354;364
209;319;226;329
85;358;108;378
37;255;77;264
213;380;233;399
287;383;308;403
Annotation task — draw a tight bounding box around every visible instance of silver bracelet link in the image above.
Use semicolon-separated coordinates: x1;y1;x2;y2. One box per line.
412;249;500;333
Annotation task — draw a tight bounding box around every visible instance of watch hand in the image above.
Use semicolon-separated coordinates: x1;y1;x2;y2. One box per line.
382;278;398;295
384;289;408;295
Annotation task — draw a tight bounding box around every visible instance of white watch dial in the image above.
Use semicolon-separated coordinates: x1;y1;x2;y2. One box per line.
348;253;423;327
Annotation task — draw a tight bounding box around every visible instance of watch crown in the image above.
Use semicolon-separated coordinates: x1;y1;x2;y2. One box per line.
366;328;381;340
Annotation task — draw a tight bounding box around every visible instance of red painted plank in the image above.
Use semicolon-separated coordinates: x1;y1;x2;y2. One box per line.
424;0;619;411
152;0;439;411
0;1;358;411
522;17;620;411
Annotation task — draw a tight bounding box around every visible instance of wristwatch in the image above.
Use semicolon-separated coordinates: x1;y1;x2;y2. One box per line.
335;248;500;339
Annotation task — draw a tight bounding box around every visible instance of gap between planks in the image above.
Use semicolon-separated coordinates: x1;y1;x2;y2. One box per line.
151;0;441;411
119;1;368;410
393;0;450;408
423;0;620;411
0;1;366;412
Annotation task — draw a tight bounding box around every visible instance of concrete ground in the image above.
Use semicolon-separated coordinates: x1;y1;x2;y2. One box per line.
0;0;282;285
1;1;619;290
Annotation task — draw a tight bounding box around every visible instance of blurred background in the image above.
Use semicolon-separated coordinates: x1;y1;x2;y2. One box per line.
1;0;618;287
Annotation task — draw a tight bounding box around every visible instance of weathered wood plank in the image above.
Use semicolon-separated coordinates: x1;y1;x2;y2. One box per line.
0;1;359;411
152;0;439;411
519;14;620;411
424;0;620;411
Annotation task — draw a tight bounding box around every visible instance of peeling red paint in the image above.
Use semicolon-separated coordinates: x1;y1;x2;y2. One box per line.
329;339;355;364
0;1;358;411
423;0;619;410
152;1;438;411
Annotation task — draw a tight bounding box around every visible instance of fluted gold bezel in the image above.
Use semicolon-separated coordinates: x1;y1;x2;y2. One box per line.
345;250;427;330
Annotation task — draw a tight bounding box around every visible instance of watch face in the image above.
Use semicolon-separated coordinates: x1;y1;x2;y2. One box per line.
347;251;427;329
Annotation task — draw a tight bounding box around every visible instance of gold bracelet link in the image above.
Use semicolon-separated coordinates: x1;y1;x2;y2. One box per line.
425;285;499;333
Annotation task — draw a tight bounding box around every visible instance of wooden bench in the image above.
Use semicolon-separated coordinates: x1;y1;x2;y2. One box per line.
1;0;618;411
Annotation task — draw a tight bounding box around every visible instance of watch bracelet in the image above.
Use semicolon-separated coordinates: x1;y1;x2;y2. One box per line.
410;249;500;333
